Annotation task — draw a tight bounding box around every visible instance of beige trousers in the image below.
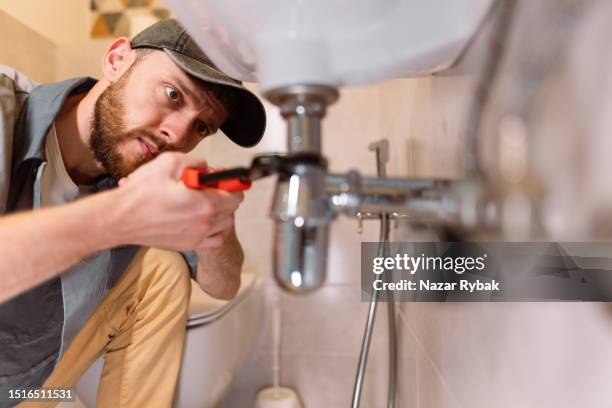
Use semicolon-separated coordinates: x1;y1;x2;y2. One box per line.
20;247;192;408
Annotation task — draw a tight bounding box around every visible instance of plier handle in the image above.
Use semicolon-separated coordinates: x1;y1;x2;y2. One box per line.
181;154;290;192
182;167;253;192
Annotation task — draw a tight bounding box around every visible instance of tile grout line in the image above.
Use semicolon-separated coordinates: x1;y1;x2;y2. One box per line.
397;308;464;408
415;333;420;408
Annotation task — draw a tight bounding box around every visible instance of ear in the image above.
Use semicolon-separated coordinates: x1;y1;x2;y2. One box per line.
101;37;136;82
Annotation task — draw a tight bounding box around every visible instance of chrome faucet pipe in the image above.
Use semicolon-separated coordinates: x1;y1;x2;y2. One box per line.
266;85;338;154
325;170;458;223
325;173;444;195
283;102;323;153
330;193;460;224
264;83;465;294
265;85;339;293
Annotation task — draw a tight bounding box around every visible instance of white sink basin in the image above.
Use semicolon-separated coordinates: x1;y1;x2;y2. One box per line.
165;0;494;91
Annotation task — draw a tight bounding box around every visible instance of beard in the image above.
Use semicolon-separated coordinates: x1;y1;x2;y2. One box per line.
90;70;165;180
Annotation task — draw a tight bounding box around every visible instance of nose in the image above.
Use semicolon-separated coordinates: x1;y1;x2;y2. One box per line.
159;112;195;149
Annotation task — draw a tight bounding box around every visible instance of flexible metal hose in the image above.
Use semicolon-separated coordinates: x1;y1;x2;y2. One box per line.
351;212;396;408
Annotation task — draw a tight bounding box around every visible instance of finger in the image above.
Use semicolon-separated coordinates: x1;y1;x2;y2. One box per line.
217;192;244;213
205;165;224;174
202;190;244;212
206;215;235;237
199;233;225;249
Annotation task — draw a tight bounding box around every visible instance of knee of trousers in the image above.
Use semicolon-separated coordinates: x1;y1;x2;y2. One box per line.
138;248;192;313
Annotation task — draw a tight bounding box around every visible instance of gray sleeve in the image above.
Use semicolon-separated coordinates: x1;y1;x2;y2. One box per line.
180;251;199;279
0;66;36;214
0;72;17;214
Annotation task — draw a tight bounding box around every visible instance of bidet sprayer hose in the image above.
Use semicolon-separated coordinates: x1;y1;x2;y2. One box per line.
351;139;397;408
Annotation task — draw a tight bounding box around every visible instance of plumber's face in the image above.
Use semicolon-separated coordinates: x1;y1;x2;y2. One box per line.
90;50;229;179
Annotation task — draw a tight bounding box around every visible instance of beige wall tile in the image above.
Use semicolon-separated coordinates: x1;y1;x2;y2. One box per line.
279;352;389;408
322;85;382;175
327;216;380;285
379;74;473;179
402;303;612;407
415;345;462;408
0;10;56;83
236;219;273;278
1;0;89;45
279;284;389;356
221;284;395;407
55;41;111;80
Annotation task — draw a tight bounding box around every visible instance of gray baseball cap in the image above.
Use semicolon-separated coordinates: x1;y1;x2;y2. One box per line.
130;18;266;147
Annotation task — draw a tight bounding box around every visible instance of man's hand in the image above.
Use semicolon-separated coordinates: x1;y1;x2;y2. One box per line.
0;151;246;303
116;153;246;300
186;166;245;300
112;152;244;252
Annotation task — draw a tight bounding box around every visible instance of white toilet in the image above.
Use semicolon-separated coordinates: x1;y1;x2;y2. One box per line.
75;272;264;407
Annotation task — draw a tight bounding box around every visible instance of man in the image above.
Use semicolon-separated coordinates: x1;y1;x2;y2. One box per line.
0;19;266;407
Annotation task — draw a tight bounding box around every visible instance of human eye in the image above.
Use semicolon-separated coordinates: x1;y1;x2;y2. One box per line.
165;86;181;103
195;121;210;137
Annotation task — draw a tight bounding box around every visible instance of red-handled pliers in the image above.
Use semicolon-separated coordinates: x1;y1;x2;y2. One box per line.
181;167;253;192
181;155;284;192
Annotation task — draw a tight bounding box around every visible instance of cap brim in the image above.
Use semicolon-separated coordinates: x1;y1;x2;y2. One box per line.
164;48;266;148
